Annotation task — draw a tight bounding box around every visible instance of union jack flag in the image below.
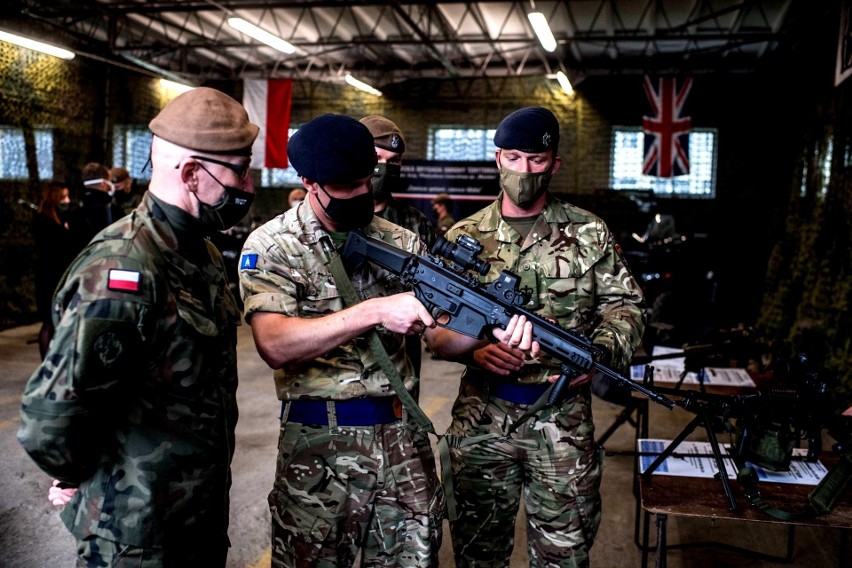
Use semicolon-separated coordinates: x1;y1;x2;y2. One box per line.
642;76;692;177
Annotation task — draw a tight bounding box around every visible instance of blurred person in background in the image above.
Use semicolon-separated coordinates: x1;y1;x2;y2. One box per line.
66;161;125;254
110;165;142;215
32;180;76;359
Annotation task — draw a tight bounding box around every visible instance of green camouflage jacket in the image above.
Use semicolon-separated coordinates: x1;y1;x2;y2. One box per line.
375;195;437;250
446;193;646;383
239;199;423;401
18;192;240;547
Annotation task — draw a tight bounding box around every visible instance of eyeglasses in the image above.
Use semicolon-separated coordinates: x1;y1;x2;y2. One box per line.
189;155;251;182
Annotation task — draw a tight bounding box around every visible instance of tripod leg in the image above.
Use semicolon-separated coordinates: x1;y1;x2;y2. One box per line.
703;414;739;512
641;414;703;479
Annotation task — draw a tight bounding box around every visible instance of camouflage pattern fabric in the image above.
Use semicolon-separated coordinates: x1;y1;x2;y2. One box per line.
239;198;442;566
76;533;228;568
374;195;437;380
376;195;437;250
436;214;457;236
269;420;443;567
449;380;602;568
445;193;645;567
239;198;424;401
18;192;240;554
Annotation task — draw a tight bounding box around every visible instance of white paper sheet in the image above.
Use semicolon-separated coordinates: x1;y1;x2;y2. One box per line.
637;439;828;485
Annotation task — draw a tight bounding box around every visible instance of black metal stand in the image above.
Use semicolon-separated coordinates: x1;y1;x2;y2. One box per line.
639;403;740;512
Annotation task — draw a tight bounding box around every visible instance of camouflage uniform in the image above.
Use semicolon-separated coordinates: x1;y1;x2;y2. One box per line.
375;195;437;381
239;199;443;567
18;192;240;566
446;194;645;568
376;195;437;251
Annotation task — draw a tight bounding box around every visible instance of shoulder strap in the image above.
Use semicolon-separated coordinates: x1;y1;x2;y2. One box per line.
737;451;852;521
325;236;505;520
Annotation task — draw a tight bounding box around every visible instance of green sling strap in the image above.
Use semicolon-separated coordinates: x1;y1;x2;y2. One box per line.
324;236;499;520
737;451;852;521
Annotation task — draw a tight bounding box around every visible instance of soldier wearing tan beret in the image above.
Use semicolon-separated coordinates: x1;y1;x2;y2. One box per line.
20;87;259;567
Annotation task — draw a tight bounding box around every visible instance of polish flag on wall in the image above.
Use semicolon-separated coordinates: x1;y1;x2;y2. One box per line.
243;79;293;169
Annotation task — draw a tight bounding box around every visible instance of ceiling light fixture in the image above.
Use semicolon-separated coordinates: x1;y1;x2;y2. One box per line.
344;73;382;96
122;54;195;87
555;71;574;95
527;12;557;53
0;30;75;60
159;78;195;93
228;17;296;55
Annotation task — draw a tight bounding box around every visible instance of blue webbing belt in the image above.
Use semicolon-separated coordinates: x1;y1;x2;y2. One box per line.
466;375;550;405
284;397;401;426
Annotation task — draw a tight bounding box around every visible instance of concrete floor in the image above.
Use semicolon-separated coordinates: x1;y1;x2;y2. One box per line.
1;322;849;567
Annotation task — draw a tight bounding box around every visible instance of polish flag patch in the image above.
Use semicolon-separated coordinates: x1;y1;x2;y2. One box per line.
107;269;141;293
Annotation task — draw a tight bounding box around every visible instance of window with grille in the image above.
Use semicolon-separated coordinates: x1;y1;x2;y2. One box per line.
113;125;153;181
0;126;53;180
610;127;717;198
428;127;497;161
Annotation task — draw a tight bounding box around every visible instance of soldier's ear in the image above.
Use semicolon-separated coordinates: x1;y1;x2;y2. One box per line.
177;159;200;192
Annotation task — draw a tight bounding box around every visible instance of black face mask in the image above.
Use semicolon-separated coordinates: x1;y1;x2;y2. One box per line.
197;186;254;232
371;163;401;200
192;158;254;232
318;185;374;230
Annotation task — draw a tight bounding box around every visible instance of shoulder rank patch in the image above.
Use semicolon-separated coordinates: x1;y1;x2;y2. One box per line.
107;269;141;293
240;253;258;270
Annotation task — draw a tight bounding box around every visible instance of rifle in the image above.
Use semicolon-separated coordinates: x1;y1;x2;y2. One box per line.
342;230;674;410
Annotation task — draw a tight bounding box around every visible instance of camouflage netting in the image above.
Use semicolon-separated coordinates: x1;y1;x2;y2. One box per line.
0;43;172;329
757;101;852;405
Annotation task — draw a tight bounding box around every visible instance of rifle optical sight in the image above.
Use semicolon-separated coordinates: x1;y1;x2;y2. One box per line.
432;235;490;275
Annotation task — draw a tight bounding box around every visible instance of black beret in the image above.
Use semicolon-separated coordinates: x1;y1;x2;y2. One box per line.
493;107;559;153
287;114;378;185
149;87;259;154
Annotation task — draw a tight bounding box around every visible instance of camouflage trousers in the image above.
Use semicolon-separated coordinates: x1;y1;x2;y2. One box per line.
75;534;227;567
269;419;443;567
448;379;603;568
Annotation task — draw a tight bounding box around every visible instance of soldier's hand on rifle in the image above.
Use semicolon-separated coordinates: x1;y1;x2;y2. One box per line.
380;292;436;335
472;315;542;375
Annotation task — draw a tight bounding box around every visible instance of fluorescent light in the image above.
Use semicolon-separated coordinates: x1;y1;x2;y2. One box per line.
159;78;194;93
528;12;557;52
122;54;195;86
555;71;573;95
0;30;75;60
228;18;296;55
344;73;382;96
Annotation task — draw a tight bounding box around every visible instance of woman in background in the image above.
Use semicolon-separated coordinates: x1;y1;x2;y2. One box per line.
32;180;76;359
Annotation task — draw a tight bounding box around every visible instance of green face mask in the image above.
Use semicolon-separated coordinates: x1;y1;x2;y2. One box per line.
499;167;552;207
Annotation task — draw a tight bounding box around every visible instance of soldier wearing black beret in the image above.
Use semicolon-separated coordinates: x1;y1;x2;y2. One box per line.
428;106;647;568
240;111;526;567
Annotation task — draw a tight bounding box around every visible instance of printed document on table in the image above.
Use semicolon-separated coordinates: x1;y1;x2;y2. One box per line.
637;439;827;485
630;345;755;387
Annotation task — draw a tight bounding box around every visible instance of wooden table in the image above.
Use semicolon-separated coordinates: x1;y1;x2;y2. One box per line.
637;454;852;567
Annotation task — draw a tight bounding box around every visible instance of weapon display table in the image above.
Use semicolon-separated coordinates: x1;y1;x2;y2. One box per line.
638;451;852;567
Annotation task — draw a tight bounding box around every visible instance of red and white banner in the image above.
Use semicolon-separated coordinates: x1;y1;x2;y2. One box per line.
243;79;293;169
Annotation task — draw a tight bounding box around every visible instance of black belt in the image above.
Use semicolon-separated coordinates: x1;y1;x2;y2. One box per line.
466;375;550;405
284;397;401;426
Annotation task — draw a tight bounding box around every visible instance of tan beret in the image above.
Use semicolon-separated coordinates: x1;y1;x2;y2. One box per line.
149;87;259;154
359;115;405;154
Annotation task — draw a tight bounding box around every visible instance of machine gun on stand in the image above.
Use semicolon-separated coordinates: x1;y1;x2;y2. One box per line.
640;354;852;519
342;230;675;411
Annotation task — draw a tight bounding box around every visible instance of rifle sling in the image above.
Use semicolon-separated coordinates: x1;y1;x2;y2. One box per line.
736;451;852;521
325;238;498;521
